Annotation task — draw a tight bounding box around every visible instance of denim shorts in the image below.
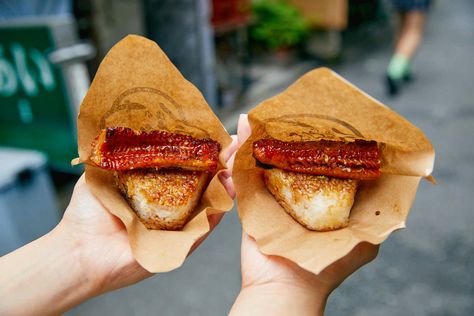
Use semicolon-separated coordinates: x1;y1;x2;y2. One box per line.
392;0;431;12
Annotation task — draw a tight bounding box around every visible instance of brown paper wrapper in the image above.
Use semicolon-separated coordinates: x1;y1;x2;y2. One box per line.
75;35;233;273
234;67;435;274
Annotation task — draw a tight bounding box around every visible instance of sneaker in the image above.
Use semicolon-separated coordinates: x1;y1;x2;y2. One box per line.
403;71;413;83
386;74;401;96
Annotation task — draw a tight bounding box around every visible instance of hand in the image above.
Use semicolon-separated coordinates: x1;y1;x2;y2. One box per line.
236;233;378;315
230;115;379;315
0;135;239;316
61;133;240;294
59;176;150;294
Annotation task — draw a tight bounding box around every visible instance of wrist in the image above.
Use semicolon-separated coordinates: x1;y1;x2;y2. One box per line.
57;217;151;296
43;224;100;311
231;282;328;316
0;223;97;315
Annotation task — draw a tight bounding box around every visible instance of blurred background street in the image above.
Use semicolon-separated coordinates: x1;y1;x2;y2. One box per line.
1;0;473;315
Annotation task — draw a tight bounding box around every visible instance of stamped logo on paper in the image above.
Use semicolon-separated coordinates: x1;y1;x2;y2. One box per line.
263;114;363;141
99;87;210;138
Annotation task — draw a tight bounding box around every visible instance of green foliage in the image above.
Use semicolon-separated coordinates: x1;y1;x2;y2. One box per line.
250;0;309;49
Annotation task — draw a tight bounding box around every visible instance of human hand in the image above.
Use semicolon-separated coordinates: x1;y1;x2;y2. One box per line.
230;114;379;315
0;135;239;316
60;134;240;295
236;233;379;315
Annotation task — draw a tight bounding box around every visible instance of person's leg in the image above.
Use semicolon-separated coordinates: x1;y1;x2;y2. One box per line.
394;12;407;48
387;10;426;94
395;10;426;60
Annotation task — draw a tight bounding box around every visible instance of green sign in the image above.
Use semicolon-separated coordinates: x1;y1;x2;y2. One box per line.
0;25;77;170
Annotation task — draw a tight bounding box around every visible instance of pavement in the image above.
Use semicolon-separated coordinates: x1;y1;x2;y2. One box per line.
68;1;474;315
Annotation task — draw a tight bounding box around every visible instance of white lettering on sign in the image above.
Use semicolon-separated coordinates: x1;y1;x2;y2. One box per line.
0;46;18;97
18;98;33;124
30;48;56;91
11;42;38;96
0;43;56;97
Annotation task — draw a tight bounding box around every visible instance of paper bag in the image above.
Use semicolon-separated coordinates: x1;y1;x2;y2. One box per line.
75;35;233;272
233;67;435;274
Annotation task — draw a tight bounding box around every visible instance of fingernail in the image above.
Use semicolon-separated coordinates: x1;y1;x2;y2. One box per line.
219;171;230;181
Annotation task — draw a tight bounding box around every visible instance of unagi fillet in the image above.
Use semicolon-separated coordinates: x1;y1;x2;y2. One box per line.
253;138;380;180
91;127;221;172
115;169;208;230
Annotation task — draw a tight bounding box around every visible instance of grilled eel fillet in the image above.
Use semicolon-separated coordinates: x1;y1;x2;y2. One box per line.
253;139;380;180
253;138;380;231
116;169;208;230
90;127;220;230
91;127;221;172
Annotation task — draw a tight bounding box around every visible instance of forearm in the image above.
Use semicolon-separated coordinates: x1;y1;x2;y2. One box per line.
230;283;327;316
0;225;95;316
